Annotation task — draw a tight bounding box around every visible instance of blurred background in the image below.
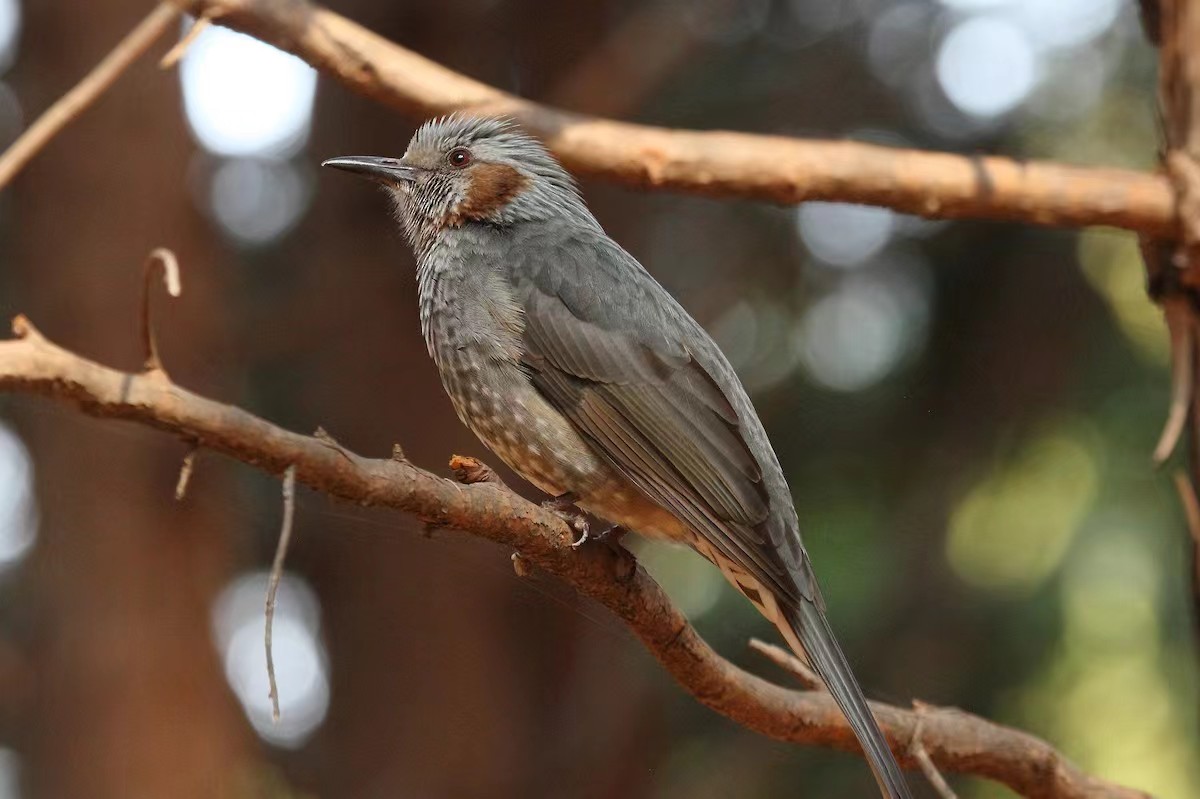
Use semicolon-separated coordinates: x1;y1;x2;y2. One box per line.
0;0;1193;796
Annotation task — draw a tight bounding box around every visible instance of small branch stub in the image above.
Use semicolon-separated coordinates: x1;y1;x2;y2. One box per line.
174;445;198;500
449;454;507;488
909;702;959;799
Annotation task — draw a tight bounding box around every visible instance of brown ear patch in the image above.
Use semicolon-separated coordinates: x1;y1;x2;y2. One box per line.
455;163;528;222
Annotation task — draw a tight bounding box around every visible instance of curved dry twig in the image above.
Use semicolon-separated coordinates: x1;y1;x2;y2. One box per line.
1154;297;1194;464
0;315;1147;799
141;247;183;373
181;0;1178;237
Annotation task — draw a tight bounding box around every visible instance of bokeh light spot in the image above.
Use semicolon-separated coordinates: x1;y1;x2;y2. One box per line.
947;424;1097;594
936;16;1038;118
0;424;37;571
1062;527;1158;653
208;158;312;246
181;25;316;158
796;202;894;267
636;542;726;620
0;0;20;74
1077;230;1167;364
867;3;935;89
1009;0;1121;51
0;747;20;799
1016;525;1200;797
797;264;930;393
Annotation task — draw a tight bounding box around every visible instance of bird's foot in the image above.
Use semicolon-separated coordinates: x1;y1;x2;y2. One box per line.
540;494;626;550
542;493;591;547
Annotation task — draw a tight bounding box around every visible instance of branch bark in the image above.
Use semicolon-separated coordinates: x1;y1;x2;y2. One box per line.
181;0;1178;237
0;315;1144;799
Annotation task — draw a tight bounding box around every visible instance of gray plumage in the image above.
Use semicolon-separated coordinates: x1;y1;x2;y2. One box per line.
323;115;911;798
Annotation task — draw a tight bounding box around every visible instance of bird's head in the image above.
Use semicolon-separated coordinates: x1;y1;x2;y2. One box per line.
323;115;589;247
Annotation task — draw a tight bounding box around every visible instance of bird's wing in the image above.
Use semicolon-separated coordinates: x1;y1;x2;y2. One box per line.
510;229;909;797
510;228;804;605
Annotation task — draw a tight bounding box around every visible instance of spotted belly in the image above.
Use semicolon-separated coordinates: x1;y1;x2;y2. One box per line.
438;361;691;544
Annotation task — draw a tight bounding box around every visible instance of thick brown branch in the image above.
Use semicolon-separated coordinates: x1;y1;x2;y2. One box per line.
0;317;1144;799
181;0;1178;237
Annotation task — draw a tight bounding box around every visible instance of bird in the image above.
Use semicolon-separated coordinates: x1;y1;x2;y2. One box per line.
323;115;911;798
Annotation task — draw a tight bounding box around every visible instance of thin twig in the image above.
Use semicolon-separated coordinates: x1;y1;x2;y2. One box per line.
748;638;823;691
1172;470;1200;576
159;12;218;70
174;446;198;500
909;702;959;799
141;248;182;374
1155;298;1194;464
265;464;297;723
1171;467;1200;643
0;2;180;188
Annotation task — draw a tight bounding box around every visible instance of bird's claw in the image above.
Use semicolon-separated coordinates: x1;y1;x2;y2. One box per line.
541;494;625;550
570;519;590;549
574;522;626;550
543;493;591;548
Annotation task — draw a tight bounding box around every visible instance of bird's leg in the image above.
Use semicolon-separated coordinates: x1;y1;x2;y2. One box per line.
541;491;580;513
592;524;627;545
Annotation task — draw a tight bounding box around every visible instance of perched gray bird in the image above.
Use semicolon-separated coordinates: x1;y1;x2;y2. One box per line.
324;115;910;798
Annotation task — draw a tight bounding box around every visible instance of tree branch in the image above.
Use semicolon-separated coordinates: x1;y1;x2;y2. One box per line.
0;2;180;189
178;0;1178;237
0;315;1144;799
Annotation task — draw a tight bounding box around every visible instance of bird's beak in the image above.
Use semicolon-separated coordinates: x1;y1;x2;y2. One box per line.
321;156;418;185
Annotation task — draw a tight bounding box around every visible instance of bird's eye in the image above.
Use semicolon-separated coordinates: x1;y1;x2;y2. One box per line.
447;147;472;168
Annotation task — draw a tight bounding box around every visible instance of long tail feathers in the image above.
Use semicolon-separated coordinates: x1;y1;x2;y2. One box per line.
781;599;912;799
